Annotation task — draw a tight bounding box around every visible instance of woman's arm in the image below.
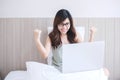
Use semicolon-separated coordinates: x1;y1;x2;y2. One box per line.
76;27;97;43
89;27;97;42
34;29;51;59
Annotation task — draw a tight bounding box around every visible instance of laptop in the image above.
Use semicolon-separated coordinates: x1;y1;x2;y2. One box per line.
62;41;105;73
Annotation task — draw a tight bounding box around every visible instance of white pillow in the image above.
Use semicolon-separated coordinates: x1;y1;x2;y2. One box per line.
26;61;61;80
26;61;108;80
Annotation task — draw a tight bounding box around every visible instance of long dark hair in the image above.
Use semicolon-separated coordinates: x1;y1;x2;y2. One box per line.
49;9;77;49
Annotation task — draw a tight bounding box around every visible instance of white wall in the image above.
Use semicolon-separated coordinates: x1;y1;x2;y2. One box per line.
0;0;120;17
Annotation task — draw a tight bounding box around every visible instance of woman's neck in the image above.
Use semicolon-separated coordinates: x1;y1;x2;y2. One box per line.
61;34;69;44
61;34;67;38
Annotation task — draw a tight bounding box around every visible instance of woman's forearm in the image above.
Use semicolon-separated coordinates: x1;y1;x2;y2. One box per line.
35;39;48;59
89;32;95;42
89;27;96;42
34;29;48;59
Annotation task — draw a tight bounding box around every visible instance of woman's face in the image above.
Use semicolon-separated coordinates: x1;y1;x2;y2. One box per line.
58;18;70;35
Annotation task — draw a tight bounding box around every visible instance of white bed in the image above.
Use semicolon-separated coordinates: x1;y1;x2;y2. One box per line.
5;61;108;80
5;27;108;80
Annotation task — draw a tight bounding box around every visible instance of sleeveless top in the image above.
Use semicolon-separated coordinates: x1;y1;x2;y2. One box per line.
51;45;62;71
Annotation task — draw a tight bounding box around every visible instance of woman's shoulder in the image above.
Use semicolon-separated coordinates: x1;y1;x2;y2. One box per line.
45;36;52;44
46;36;51;41
75;32;83;43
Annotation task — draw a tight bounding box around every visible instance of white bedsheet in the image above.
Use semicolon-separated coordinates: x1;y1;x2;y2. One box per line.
43;69;108;80
4;71;29;80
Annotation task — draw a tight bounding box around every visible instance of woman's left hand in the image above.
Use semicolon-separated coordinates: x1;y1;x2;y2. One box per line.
89;27;97;42
90;27;97;34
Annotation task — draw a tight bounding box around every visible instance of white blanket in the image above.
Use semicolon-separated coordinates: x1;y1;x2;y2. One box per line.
5;61;108;80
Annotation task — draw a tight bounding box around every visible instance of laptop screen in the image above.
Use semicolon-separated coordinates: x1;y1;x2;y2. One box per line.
62;41;105;73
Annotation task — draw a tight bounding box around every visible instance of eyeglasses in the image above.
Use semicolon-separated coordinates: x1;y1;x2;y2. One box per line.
59;22;70;27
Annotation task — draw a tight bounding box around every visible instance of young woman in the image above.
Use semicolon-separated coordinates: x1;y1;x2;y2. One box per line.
34;9;109;76
34;9;95;70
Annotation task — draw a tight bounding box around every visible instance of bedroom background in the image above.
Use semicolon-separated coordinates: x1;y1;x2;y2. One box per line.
0;0;120;80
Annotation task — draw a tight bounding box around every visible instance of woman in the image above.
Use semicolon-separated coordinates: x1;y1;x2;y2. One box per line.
34;9;109;76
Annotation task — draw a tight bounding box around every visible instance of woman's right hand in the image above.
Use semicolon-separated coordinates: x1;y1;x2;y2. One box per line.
34;29;42;41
